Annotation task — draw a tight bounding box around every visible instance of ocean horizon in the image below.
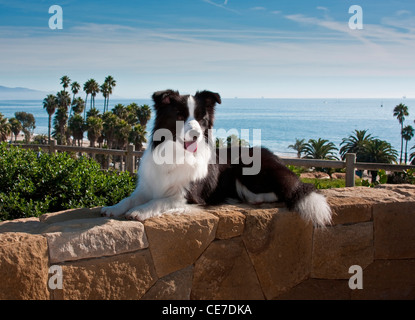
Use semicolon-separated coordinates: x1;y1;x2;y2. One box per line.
1;98;413;158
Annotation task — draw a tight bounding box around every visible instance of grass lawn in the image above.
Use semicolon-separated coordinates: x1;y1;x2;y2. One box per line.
300;178;364;189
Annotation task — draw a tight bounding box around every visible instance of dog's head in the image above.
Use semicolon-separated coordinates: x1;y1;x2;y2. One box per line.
151;90;221;152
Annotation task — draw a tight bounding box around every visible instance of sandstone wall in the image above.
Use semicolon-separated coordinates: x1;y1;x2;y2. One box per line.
0;185;414;300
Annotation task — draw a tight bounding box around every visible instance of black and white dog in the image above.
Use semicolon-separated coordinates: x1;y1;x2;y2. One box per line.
101;90;332;227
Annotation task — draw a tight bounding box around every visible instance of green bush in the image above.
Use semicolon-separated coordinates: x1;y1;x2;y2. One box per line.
0;143;136;221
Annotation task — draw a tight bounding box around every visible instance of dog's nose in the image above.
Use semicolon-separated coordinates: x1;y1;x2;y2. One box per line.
188;129;200;141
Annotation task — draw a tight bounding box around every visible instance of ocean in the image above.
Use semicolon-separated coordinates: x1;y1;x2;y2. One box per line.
1;98;413;157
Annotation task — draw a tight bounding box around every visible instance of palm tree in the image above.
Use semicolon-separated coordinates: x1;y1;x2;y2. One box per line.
288;138;306;158
0;113;11;142
137;104;152;128
43;94;58;143
86;116;103;148
303;138;339;160
129;124;147;151
88;79;100;110
115;119;131;149
70;81;80;102
126;103;139;125
52;107;69;145
8;117;22;142
364;139;398;183
56;90;71;111
71;97;85;115
104;75;116;112
393;103;409;163
402;125;415;164
60;75;71;93
101;82;110;113
86;107;100;119
83;79;92;118
112;103;128;120
340;129;374;161
68;114;85;146
102;112;118;149
69;81;81;116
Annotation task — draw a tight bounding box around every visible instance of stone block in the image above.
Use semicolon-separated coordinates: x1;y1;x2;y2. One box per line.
0;233;49;300
141;265;194;300
325;197;372;225
206;205;246;239
144;212;218;278
242;208;313;299
191;237;264;300
373;201;415;259
55;249;157;300
40;207;103;224
322;186;415;205
312;222;374;279
43;217;148;263
0;217;45;234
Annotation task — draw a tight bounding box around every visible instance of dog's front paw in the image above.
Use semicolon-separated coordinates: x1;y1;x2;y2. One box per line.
125;208;156;222
101;205;125;217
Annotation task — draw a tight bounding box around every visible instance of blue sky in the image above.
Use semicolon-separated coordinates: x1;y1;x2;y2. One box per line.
0;0;414;98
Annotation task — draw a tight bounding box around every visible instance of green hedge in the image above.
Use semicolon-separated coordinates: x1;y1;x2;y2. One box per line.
0;143;136;221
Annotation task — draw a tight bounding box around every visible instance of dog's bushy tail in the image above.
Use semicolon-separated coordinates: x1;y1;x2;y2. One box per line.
286;183;332;228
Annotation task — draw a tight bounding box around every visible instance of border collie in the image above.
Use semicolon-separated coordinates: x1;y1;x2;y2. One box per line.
101;90;332;227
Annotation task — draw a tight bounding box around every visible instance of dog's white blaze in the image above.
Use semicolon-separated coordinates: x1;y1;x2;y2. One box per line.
187;96;196;120
295;191;332;227
184;95;203;144
235;179;278;204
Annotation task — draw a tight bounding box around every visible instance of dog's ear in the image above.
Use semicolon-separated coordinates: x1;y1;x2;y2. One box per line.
152;90;179;107
195;90;221;106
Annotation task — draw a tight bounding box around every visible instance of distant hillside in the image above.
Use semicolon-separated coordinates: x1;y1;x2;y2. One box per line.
0;86;52;100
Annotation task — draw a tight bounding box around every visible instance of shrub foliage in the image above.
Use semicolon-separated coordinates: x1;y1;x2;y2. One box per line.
0;143;136;221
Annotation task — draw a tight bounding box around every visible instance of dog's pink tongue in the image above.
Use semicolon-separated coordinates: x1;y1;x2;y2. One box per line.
184;141;198;153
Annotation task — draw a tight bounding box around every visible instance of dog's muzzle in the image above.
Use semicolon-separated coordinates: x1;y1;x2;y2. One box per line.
184;129;200;153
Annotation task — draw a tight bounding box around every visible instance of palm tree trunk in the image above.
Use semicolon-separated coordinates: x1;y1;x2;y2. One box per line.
84;94;88;119
400;123;404;164
405;140;408;164
48;114;51;144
